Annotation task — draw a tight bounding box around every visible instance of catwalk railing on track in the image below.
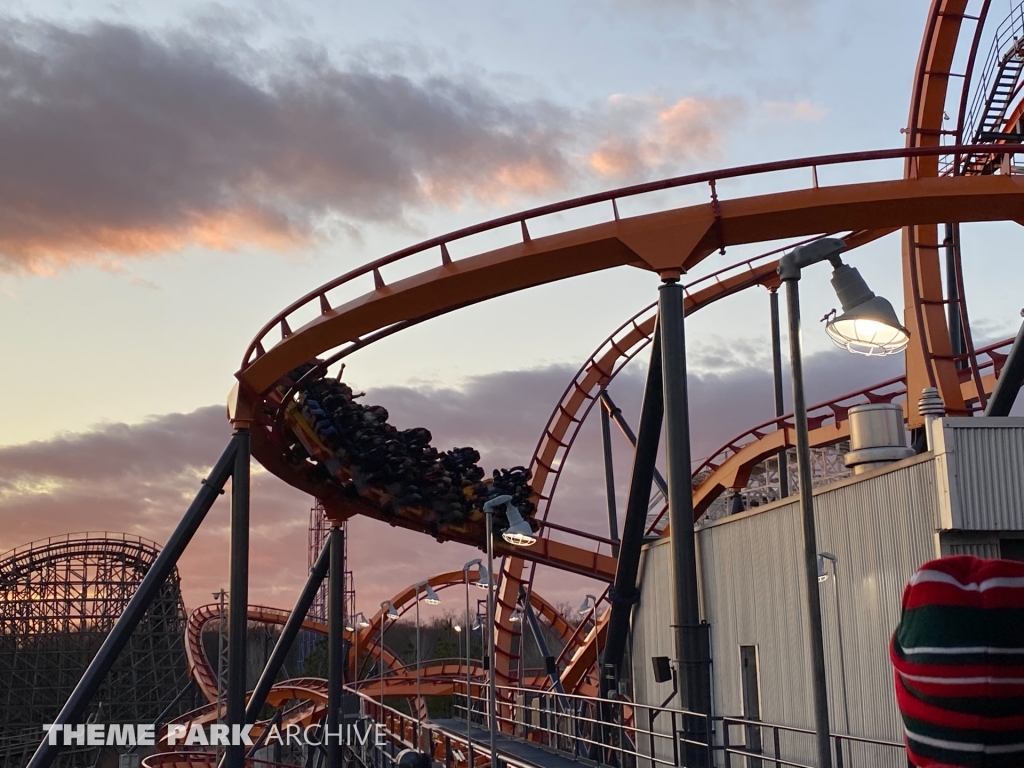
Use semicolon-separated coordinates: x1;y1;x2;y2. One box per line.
238;142;1024;382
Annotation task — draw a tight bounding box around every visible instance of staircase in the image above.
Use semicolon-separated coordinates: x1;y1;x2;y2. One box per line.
962;4;1024;175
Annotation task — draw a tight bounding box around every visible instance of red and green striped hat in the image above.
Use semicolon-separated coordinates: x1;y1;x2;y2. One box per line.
891;555;1024;767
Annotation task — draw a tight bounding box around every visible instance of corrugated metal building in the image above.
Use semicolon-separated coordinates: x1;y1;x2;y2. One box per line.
631;417;1024;766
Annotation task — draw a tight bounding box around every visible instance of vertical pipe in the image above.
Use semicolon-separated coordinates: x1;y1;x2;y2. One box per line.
659;279;710;766
600;399;621;557
464;570;474;768
245;540;331;722
600;329;664;697
784;278;834;768
830;563;851;736
486;513;498;768
26;439;239;768
327;525;345;768
226;429;251;768
415;591;422;717
945;223;964;368
770;290;790;498
380;605;387;712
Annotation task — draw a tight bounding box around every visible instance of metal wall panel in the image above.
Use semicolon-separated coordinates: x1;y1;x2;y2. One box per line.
939;529;1002;558
934;417;1024;530
633;456;939;767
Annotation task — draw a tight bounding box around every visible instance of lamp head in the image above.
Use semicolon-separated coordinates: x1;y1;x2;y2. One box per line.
825;264;909;356
453;623;462;633
474;567;492;589
357;612;371;628
578;594;597;615
345;621;355;632
383;600;400;620
501;504;537;547
423;584;441;605
510;607;522;623
817;556;830;583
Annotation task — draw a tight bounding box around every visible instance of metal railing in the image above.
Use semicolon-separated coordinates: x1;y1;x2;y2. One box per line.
357;687;541;768
240;143;1024;378
451;682;909;768
718;715;908;768
455;680;714;768
963;1;1024;149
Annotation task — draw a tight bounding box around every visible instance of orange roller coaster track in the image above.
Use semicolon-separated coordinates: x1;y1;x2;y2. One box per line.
181;572;584;713
208;2;1024;755
231;144;1024;605
231;150;1024;698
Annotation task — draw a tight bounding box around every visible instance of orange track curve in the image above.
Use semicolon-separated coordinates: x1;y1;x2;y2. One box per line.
183;573;584;715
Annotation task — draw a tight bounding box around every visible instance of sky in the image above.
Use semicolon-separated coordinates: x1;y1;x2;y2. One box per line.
1;0;1023;617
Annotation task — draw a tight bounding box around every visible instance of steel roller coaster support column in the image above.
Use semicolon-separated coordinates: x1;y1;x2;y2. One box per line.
659;277;711;764
944;223;964;367
226;428;251;768
986;314;1024;416
601;327;663;698
327;525;346;767
245;539;332;723
26;438;241;768
599;401;621;557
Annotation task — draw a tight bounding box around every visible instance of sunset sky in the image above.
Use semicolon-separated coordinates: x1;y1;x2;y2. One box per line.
2;0;1023;619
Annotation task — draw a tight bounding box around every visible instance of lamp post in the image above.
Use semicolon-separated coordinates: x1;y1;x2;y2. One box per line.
380;600;399;713
413;581;441;717
461;558;489;765
481;495;537;768
578;595;600;673
818;553;850;736
777;237;909;768
349;612;370;683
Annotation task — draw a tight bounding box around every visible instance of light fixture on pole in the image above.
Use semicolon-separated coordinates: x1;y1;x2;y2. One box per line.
413;581;441;716
578;594;598;616
578;594;602;677
817;552;851;735
501;504;538;547
475;565;492;590
823;267;910;356
481;494;534;768
351;612;369;682
380;600;399;712
777;237;908;768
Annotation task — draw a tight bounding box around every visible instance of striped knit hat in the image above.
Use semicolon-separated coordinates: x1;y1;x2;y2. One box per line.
891;556;1024;767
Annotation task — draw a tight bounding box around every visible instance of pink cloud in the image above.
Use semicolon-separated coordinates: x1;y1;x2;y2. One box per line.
0;18;755;273
587;94;744;179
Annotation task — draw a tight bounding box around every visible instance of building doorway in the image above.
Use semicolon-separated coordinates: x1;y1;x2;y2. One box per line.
740;645;763;767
